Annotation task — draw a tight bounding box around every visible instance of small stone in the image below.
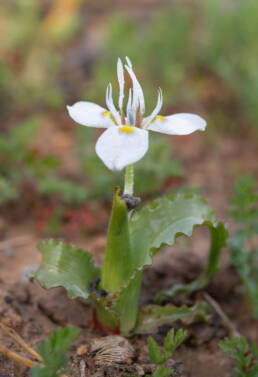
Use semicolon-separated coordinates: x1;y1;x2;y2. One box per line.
77;344;89;356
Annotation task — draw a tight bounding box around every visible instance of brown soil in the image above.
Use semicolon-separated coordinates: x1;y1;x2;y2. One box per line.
0;128;257;376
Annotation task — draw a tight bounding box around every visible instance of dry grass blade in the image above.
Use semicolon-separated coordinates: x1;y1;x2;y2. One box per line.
0;344;37;368
0;322;42;362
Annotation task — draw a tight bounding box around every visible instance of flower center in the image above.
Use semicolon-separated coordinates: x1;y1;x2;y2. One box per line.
120;125;134;134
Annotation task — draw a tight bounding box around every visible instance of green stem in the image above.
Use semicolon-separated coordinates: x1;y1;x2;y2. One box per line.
123;164;134;196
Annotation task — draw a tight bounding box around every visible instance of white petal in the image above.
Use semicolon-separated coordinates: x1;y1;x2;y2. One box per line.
105;83;121;124
67;101;115;128
95;126;148;171
117;58;125;111
142;88;163;128
125;64;145;114
148;113;207;135
125;56;133;68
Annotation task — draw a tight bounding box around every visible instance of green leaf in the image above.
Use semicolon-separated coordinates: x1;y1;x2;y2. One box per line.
229;175;258;319
129;194;228;303
32;240;101;300
148;336;164;365
30;326;78;377
135;301;211;334
101;187;139;293
155;221;227;301
112;270;143;335
94;297;119;332
130;193;216;251
219;336;258;377
154;368;172;377
246;365;258;377
164;328;187;355
100;188;146;334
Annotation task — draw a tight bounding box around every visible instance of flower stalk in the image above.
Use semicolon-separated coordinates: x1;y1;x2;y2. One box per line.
123;164;134;196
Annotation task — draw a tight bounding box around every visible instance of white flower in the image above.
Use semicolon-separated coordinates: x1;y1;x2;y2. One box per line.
67;57;206;171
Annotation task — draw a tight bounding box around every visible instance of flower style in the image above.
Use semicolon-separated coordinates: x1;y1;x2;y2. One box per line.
67;57;206;171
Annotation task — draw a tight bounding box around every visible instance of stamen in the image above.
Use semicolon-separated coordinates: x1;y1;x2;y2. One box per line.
120;125;134;134
135;107;142;128
126;88;135;125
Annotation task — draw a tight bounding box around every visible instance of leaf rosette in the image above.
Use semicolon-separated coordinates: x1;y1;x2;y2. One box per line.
32;190;227;335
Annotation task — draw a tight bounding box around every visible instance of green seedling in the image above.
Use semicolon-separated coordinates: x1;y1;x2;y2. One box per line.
219;336;258;377
30;326;79;377
147;329;187;377
229;176;258;317
129;329;187;377
32;58;227;335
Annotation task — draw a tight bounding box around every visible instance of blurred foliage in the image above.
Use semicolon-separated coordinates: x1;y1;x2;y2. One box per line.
38;178;89;204
0;0;82;116
77;127;184;199
88;0;258;131
0;117;183;208
0;117;89;206
0;117;58;204
219;336;258;377
229;176;258;318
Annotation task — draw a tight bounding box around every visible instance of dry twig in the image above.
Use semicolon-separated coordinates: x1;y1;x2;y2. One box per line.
203;292;241;337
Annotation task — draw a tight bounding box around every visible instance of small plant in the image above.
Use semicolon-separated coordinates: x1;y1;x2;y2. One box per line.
32;58;227;335
0;323;78;377
147;329;187;377
229;176;258;317
219;336;258;377
30;326;79;377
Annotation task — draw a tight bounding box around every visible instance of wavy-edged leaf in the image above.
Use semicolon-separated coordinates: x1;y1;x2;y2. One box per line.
129;194;228;303
130;193;217;252
155;221;228;303
100;193;227;334
135;301;211;334
32;240;100;300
